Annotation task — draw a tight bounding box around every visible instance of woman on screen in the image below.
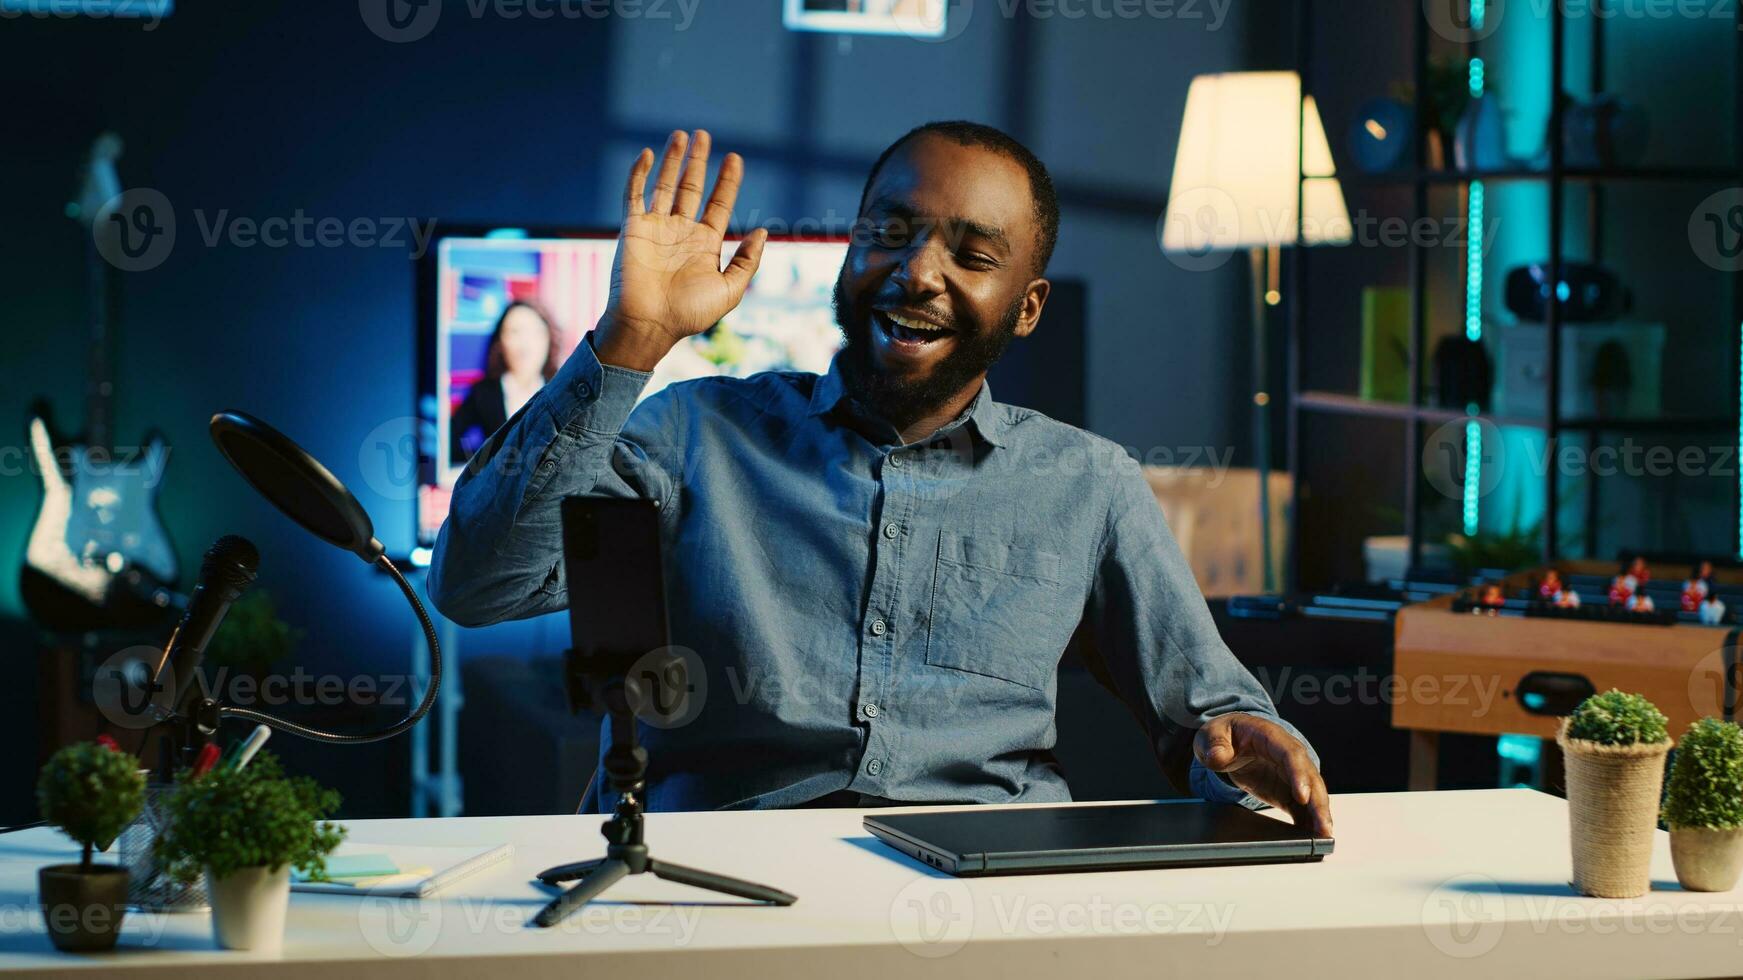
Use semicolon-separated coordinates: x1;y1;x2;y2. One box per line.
451;299;562;463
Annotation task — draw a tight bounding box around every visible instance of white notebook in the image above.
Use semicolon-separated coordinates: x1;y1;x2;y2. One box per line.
291;842;514;898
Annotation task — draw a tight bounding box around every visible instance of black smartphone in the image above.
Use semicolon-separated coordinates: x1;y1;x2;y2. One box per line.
559;496;671;695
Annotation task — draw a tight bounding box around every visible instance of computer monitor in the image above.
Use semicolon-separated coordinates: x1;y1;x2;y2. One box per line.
415;227;849;546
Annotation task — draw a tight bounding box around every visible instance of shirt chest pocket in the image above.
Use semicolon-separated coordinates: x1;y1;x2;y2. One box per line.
925;531;1067;692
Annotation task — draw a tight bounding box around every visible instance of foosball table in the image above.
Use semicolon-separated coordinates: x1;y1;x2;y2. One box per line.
1392;558;1743;790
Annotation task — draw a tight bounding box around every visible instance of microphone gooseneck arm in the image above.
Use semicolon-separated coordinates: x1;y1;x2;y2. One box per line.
218;554;440;744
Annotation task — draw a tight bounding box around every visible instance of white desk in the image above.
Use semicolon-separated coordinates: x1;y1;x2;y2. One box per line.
0;789;1736;979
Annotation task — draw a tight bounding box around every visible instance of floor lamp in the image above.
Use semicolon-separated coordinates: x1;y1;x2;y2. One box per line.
1161;71;1351;594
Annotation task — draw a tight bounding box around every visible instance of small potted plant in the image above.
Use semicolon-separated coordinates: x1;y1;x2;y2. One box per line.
1662;717;1743;891
35;739;145;951
154;752;344;952
1557;689;1672;898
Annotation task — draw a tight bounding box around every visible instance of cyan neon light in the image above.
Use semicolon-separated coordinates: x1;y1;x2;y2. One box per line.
1463;43;1486;537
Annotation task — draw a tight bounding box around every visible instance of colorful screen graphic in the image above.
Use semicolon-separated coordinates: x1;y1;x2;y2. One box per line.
418;233;847;542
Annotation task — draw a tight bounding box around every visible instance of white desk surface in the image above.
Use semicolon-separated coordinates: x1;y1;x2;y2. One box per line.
0;788;1736;979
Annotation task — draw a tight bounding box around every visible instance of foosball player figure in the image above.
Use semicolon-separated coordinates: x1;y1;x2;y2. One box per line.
1682;561;1715;612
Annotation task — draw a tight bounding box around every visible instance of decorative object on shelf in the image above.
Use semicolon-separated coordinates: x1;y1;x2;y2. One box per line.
1558;690;1672;898
35;739;145;952
1348;98;1416;174
1662;717;1743;892
1359;286;1411;403
1454;92;1513;171
1386;57;1470;170
1431;334;1492;410
154;752;345;952
1557;93;1651;169
1503;263;1633;324
1492;319;1664;421
1163;70;1351;594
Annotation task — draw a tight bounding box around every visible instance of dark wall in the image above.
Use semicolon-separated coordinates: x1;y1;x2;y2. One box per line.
1;3;1262;813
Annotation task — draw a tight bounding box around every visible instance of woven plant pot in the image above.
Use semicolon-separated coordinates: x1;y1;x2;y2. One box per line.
1558;719;1672;898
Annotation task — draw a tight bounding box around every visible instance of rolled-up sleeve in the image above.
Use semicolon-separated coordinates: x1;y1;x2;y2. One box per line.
1082;453;1319;810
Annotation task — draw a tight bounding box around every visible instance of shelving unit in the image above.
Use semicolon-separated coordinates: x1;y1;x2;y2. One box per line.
1285;0;1743;586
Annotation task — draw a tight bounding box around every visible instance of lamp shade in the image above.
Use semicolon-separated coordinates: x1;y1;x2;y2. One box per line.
1161;71;1352;254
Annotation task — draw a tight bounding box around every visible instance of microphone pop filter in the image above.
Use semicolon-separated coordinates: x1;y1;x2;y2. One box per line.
210;411;383;564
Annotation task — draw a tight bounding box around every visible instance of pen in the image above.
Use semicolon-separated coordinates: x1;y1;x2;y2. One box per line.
233;724;272;771
190;742;221;778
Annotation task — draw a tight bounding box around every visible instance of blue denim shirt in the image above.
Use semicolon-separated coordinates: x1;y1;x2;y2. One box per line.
429;335;1316;812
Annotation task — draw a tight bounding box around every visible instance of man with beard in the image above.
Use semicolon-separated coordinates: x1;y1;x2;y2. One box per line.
430;124;1331;837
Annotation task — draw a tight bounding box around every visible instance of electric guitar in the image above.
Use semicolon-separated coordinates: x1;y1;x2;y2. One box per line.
21;133;180;631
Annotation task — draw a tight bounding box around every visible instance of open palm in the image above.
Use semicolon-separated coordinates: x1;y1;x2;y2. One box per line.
603;130;767;359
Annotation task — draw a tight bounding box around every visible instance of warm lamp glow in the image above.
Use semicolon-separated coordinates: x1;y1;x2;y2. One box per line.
1161;71;1352;253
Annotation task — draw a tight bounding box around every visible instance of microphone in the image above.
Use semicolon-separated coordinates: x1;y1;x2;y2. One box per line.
157;535;260;719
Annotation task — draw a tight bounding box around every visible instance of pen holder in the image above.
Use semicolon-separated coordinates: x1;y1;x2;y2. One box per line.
119;779;210;913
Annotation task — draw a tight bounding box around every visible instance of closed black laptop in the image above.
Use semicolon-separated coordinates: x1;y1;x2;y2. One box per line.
864;801;1333;877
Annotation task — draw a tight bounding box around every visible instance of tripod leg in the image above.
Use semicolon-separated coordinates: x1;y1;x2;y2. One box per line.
536;858;604;885
532;858;631;928
648;859;797;905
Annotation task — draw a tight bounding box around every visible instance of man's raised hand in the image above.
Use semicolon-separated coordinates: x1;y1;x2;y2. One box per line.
594;130;768;372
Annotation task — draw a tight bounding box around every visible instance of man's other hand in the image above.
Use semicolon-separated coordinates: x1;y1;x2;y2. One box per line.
1194;712;1334;838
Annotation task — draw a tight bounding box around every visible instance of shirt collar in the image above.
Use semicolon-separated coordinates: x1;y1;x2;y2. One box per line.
807;351;1007;448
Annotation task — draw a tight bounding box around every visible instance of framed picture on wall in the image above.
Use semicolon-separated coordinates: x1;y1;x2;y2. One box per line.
782;0;950;38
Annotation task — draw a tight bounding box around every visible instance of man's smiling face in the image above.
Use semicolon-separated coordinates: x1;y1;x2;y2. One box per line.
834;133;1050;431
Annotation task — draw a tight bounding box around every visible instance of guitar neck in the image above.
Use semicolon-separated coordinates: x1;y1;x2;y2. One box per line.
85;235;116;451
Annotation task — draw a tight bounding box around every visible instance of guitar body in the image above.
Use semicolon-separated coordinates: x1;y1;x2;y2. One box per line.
18;132;184;632
22;411;179;631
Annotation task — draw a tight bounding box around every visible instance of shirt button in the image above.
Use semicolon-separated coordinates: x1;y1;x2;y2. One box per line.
887;453;903;468
882;522;900;539
866;758;884;775
863;702;880;718
870;619;887;636
577;382;592;398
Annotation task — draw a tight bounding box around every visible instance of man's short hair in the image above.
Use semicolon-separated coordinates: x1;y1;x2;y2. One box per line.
858;120;1059;276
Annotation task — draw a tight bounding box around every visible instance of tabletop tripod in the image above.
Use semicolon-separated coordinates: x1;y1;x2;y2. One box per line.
531;670;797;928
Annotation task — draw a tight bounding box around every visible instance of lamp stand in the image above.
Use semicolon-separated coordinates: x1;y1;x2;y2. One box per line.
1248;245;1280;595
